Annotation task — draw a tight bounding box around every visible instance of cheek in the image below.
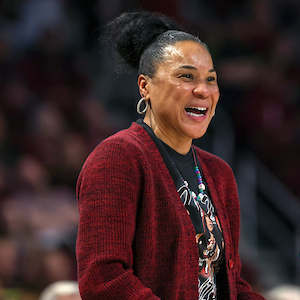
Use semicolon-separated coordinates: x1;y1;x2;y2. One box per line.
152;80;174;98
155;83;183;105
211;86;220;104
173;84;193;100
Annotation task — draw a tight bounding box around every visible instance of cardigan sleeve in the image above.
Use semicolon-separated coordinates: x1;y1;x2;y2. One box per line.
76;137;160;300
222;161;266;300
197;148;265;300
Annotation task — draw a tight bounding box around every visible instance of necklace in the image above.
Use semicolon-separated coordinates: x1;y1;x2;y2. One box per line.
192;146;206;196
175;146;206;203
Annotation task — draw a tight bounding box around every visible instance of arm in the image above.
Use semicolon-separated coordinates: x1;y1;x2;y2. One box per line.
224;166;266;300
76;138;160;300
197;148;265;300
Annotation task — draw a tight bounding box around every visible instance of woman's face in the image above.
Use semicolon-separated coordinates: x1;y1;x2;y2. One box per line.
139;41;219;153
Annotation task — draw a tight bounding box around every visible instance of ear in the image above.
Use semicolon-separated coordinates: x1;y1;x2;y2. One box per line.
138;74;150;100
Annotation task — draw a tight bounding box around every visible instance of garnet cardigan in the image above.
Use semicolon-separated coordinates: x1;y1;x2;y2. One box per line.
76;122;265;300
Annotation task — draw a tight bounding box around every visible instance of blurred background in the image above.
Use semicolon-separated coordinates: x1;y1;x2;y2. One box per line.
0;0;299;299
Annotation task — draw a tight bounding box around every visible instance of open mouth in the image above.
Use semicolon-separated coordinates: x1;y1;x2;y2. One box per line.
185;107;208;117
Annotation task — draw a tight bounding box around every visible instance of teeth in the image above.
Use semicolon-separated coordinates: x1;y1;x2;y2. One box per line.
189;107;207;111
185;107;207;117
187;112;204;117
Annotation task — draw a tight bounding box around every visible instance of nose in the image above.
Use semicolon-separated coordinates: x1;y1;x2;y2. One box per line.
193;82;211;98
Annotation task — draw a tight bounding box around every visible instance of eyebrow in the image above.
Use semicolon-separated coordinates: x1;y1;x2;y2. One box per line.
178;65;216;72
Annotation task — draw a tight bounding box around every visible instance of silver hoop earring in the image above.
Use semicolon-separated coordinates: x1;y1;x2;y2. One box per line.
137;97;149;114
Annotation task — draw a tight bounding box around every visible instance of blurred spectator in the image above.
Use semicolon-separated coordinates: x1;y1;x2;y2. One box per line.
39;281;81;300
0;237;18;288
264;284;300;300
4;0;66;52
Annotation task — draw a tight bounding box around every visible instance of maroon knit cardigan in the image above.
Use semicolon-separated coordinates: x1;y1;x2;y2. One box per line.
76;122;265;300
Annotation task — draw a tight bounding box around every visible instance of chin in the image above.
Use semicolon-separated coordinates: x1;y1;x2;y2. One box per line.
189;127;208;140
195;133;206;140
188;132;206;140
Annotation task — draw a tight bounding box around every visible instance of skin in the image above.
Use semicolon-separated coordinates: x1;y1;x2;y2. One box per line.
138;41;220;154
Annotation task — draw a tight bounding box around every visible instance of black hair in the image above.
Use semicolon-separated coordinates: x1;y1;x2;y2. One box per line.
102;11;208;78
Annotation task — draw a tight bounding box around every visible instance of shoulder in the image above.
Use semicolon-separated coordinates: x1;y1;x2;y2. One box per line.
195;147;232;172
99;122;151;153
194;146;236;186
81;122;153;171
194;147;240;211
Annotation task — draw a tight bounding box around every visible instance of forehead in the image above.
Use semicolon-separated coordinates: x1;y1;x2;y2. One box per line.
158;41;213;71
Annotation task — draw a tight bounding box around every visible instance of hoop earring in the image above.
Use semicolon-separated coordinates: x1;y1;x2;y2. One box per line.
137;97;149;114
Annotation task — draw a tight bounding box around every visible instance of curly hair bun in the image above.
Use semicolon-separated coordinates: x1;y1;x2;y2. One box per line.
102;11;183;69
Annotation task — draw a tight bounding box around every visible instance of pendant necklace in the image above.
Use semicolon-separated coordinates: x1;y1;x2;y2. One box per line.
175;145;206;203
192;146;206;202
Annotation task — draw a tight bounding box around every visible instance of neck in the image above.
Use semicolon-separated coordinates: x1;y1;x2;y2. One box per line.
143;116;192;155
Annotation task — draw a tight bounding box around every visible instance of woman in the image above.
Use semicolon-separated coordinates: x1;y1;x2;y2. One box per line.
76;11;265;300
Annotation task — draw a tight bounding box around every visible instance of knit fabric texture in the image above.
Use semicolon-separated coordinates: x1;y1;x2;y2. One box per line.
76;122;265;300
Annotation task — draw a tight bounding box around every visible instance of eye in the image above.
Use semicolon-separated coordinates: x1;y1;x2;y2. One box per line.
179;74;194;80
207;76;216;82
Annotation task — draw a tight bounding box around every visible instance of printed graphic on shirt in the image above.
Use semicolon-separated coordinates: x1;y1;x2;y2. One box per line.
178;184;224;300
